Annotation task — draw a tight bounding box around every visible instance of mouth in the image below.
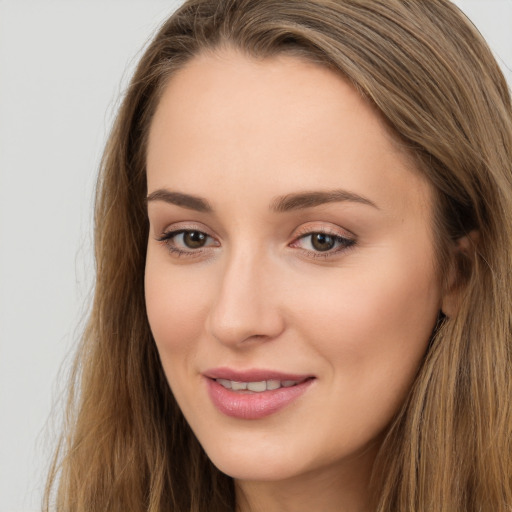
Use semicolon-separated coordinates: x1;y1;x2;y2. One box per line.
203;368;315;419
214;377;310;392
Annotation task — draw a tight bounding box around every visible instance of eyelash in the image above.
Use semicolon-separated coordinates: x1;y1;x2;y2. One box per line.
156;228;356;259
291;229;356;259
156;229;218;258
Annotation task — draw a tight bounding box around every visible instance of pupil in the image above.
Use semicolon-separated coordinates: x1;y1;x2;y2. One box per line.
184;231;206;248
312;233;335;251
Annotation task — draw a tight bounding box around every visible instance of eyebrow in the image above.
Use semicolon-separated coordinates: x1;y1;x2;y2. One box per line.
270;189;379;212
146;189;213;212
146;188;378;213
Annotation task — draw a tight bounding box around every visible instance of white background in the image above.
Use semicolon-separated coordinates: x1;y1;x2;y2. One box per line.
0;1;510;511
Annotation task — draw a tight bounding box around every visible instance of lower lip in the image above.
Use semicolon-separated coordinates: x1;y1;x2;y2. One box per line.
205;378;314;420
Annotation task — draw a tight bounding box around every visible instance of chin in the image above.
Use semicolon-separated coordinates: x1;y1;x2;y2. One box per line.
211;456;301;482
199;436;309;482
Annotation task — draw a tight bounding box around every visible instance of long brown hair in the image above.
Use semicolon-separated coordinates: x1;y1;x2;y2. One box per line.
44;1;512;510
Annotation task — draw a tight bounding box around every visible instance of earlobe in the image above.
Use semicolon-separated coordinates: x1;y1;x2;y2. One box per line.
441;287;459;319
441;231;478;318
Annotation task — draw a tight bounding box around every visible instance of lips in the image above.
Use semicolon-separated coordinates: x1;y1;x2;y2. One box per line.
203;368;315;420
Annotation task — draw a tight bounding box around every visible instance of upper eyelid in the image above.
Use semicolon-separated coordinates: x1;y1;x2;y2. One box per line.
158;221;216;237
292;223;356;240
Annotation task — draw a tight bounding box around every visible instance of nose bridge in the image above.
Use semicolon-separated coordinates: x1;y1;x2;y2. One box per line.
207;241;284;346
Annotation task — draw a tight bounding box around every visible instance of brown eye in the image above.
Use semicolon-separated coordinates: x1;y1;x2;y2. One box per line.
158;229;218;256
183;230;207;248
291;230;356;257
311;233;336;252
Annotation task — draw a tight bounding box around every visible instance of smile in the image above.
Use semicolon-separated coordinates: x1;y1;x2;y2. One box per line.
215;378;302;392
204;370;315;420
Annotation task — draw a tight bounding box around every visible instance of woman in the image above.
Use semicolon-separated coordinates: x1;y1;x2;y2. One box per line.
45;0;512;511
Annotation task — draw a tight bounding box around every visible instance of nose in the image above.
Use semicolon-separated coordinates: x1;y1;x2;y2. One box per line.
206;247;285;347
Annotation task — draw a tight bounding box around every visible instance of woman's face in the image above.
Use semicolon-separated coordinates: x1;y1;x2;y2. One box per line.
145;49;445;484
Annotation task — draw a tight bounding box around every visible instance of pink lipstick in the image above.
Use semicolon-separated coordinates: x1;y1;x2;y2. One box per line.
203;368;315;420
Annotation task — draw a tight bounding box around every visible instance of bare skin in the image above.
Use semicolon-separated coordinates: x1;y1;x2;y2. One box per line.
145;49;451;512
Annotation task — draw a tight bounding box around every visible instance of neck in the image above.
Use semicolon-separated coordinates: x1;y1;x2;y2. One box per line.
234;443;378;512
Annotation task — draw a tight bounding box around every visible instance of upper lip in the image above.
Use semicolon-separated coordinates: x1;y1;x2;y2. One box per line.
203;367;314;382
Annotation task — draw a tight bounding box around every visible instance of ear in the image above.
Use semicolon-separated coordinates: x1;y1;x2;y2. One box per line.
441;231;478;318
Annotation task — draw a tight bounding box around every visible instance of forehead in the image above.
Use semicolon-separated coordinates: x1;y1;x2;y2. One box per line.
146;48;432;217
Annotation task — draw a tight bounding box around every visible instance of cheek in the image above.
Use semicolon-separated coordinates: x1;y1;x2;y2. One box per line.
144;254;211;365
293;247;441;408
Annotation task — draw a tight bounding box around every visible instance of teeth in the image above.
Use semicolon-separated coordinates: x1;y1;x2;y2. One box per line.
217;379;232;389
266;379;281;390
247;381;266;392
216;379;300;392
